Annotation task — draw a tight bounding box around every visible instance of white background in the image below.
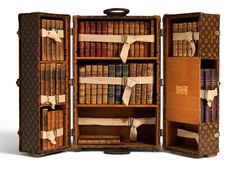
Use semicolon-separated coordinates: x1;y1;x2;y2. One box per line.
0;0;235;172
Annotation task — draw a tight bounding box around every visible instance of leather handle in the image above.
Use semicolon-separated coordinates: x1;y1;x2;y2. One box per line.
103;8;129;16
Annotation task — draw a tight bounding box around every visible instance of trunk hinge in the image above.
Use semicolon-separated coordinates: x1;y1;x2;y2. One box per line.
69;79;74;86
160;29;164;36
70;28;74;35
160;79;164;86
159;129;163;137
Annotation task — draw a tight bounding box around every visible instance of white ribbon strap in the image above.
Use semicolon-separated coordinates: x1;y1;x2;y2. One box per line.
41;128;63;145
177;129;199;144
41;95;66;109
173;31;199;57
42;29;64;42
200;88;218;107
78;34;154;63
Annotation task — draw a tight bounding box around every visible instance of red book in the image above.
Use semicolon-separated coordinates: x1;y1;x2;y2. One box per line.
85;21;90;57
96;21;102;57
102;21;108;57
78;21;85;57
113;21;119;57
107;21;113;57
90;21;96;57
139;21;145;57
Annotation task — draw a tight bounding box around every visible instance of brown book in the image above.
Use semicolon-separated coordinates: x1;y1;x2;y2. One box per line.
129;63;136;104
78;21;85;57
47;111;52;150
144;21;150;57
41;109;48;151
107;21;113;57
115;64;122;104
200;69;205;122
139;21;145;57
79;66;86;104
91;65;97;104
97;65;103;104
51;20;56;61
177;23;183;57
134;21;140;57
182;23;188;57
56;64;61;96
51;111;56;149
102;21;108;57
56;110;59;148
108;64;115;104
192;22;198;56
147;63;154;104
150;20;155;57
41;19;47;61
102;65;108;104
135;64;142;104
46;20;52;61
205;69;212;122
141;63;147;104
85;21;90;57
172;23;178;57
55;20;60;61
45;63;51;98
60;63;66;101
118;21;124;57
58;110;64;147
40;63;46;96
187;22;192;57
50;63;56;97
211;69;218;121
85;65;91;104
113;21;119;57
58;20;64;61
129;21;135;57
124;21;129;56
78;135;120;145
96;21;102;57
90;21;96;57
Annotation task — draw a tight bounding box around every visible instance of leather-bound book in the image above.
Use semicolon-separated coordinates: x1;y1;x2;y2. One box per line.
144;21;150;57
211;69;218;121
115;64;122;104
50;63;56;97
122;64;129;102
108;64;115;104
46;20;52;61
85;21;90;57
118;21;124;57
205;69;212;122
187;22;192;57
192;22;198;56
141;63;147;104
135;63;142;104
129;21;135;57
56;64;61;97
96;21;102;57
79;66;86;104
150;20;155;57
51;20;56;61
97;65;103;104
107;21;113;57
55;20;60;60
60;63;66;96
45;63;51;99
113;21;119;57
58;20;64;61
78;135;120;145
147;63;154;104
40;63;46;98
182;23;187;57
78;21;85;57
47;111;52;150
41;19;47;61
51;110;56;149
177;23;183;57
41;109;48;151
134;21;140;57
56;110;59;148
124;21;129;56
200;69;205;122
102;21;108;57
102;65;108;104
139;21;145;57
91;65;98;104
172;23;178;57
90;21;96;57
129;63;136;104
85;65;91;104
58;110;64;147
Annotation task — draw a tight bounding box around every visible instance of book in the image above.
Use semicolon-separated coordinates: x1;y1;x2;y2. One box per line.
141;63;147;104
46;20;52;61
78;135;120;145
102;21;108;57
96;21;102;57
187;22;192;57
113;21;119;57
200;69;205;122
129;21;135;57
91;65;98;104
118;21;124;57
122;64;129;103
47;111;52;150
134;21;140;57
172;23;178;57
107;21;113;57
177;23;183;57
97;65;103;104
58;20;64;61
78;21;85;57
55;20;61;60
150;20;155;57
85;21;90;57
90;21;96;57
211;69;218;121
41;19;47;61
79;66;86;104
102;65;108;104
40;63;46;97
50;63;56;97
182;23;188;57
192;22;198;56
144;21;150;57
147;63;154;104
51;20;56;61
204;69;212;122
135;63;142;104
108;64;115;104
115;64;122;104
139;21;145;57
45;63;51;98
56;64;61;97
41;109;48;151
51;110;56;149
56;110;59;148
123;21;129;56
85;65;91;104
60;63;66;96
58;110;64;147
129;63;136;104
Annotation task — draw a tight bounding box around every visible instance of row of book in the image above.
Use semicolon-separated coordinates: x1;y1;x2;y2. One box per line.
40;63;66;101
41;19;64;61
78;20;155;57
79;63;154;105
172;22;198;57
41;109;64;151
201;68;218;123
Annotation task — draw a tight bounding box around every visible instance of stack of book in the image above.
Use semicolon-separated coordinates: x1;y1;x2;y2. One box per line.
78;20;155;57
41;109;64;151
79;63;154;105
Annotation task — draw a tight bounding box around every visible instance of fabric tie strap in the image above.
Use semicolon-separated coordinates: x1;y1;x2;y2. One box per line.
41;128;63;144
41;95;66;109
200;88;218;107
42;29;64;42
177;129;199;144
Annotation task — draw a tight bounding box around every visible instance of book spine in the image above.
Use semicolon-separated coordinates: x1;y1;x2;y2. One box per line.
55;20;60;61
60;63;66;96
85;65;91;104
122;64;129;103
102;65;108;104
192;22;198;56
200;69;205;123
129;63;136;104
141;63;147;104
124;21;129;56
115;64;122;104
150;20;155;57
46;20;52;61
41;19;47;61
118;21;124;57
205;69;212;122
51;20;56;61
97;65;103;104
96;21;102;57
172;23;178;57
147;63;154;104
56;110;59;148
40;63;46;97
139;21;145;57
41;109;48;151
90;21;96;57
47;111;52;150
177;23;183;57
51;110;56;149
91;65;98;104
134;21;140;57
85;21;90;57
187;22;192;57
58;110;64;147
56;64;61;96
182;23;188;57
107;21;113;57
102;21;108;57
58;20;64;61
45;63;51;97
211;69;218;121
129;22;135;57
144;21;150;57
79;66;86;104
135;64;142;104
78;21;85;57
50;63;56;97
108;64;115;104
113;21;119;57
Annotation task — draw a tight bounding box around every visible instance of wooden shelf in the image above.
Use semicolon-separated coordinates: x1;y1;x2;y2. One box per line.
75;57;158;61
77;104;158;108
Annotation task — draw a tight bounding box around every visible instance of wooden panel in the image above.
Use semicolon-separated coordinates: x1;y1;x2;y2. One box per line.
165;57;200;124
